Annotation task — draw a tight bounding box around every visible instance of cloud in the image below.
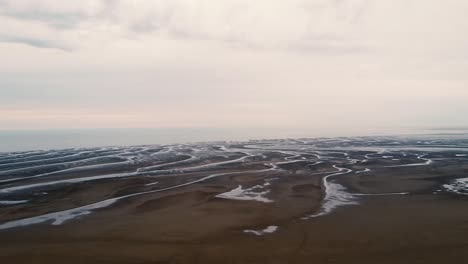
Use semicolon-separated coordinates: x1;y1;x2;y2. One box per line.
0;0;371;52
1;0;468;131
112;0;371;51
0;35;71;50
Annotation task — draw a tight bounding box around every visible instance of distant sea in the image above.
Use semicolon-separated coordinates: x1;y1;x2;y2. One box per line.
1;127;467;152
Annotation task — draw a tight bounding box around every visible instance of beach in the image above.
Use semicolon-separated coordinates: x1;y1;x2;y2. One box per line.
1;136;468;263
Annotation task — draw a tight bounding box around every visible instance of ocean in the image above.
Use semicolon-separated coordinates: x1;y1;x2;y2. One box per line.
0;127;465;152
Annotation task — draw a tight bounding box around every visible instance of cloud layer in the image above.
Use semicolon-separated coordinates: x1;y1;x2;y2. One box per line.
1;0;468;132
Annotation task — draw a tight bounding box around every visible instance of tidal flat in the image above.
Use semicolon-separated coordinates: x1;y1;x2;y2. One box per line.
1;135;468;263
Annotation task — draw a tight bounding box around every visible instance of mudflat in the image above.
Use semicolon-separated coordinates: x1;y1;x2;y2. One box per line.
1;136;468;263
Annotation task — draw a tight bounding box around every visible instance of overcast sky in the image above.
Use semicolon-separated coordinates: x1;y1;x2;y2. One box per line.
1;0;467;132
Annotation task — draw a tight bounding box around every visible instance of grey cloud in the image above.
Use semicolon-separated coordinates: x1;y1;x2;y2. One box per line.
0;2;85;29
0;11;83;30
0;0;371;53
0;35;70;51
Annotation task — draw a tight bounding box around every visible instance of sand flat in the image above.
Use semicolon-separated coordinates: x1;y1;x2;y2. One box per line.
1;136;468;263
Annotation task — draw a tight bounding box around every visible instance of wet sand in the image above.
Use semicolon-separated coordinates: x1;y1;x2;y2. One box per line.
1;136;468;263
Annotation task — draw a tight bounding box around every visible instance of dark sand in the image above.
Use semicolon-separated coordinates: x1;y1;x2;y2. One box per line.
1;137;468;263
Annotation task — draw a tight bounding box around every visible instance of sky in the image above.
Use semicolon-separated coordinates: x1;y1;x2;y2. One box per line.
1;0;468;133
